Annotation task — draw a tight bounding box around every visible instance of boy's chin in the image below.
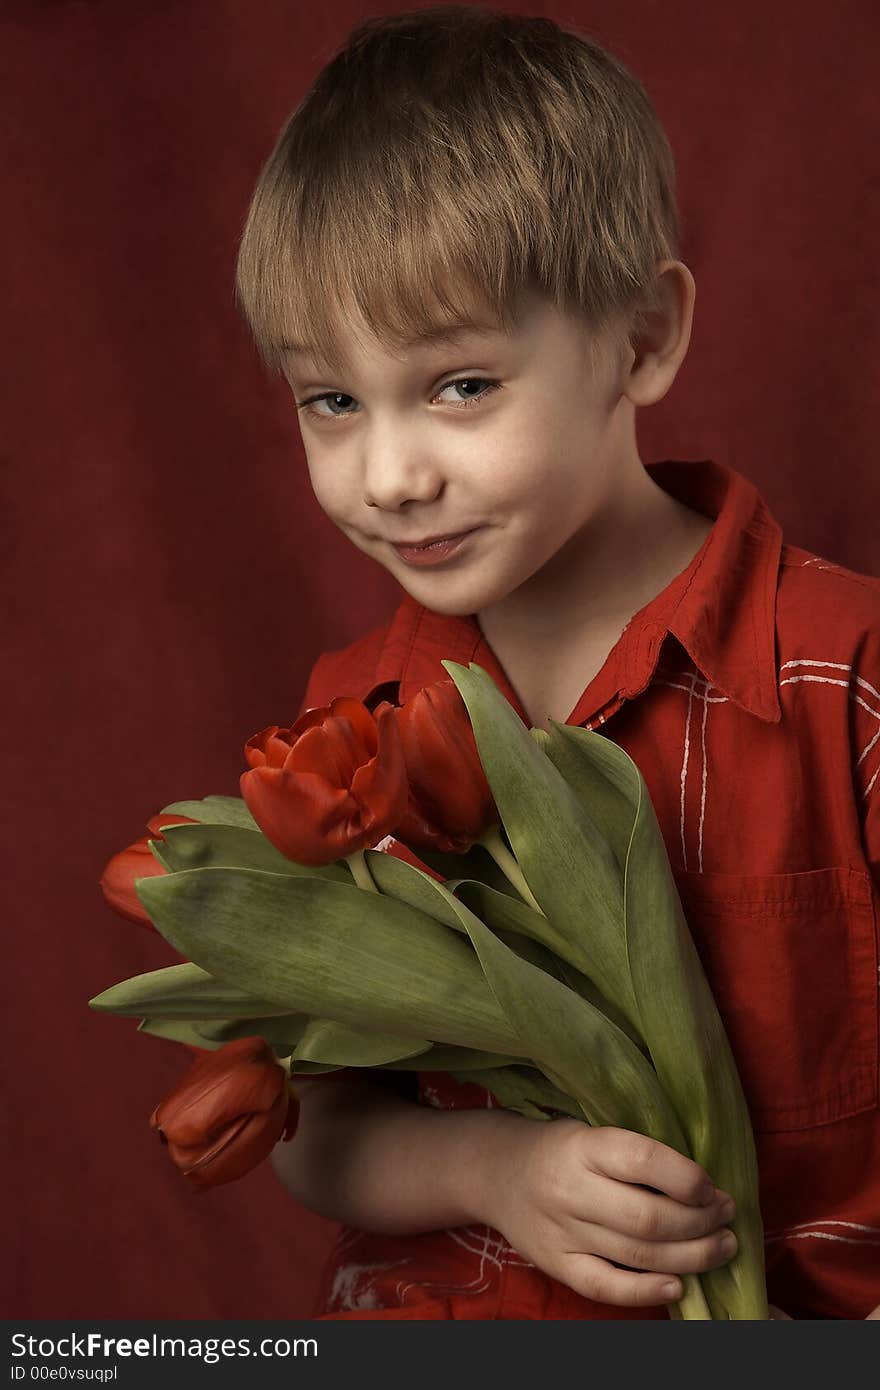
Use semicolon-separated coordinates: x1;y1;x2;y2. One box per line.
390;569;492;618
401;585;477;618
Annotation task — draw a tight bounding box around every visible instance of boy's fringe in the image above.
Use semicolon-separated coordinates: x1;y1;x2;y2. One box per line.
234;5;681;379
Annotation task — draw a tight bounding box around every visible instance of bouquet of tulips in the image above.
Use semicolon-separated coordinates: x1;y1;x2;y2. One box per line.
91;660;768;1319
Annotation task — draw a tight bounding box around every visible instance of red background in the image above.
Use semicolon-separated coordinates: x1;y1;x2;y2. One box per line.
3;0;878;1317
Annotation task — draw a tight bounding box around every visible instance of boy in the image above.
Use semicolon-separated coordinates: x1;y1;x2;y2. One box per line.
234;7;880;1319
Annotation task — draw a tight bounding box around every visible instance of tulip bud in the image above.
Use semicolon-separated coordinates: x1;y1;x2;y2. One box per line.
99;814;197;931
240;696;409;864
149;1036;299;1190
393;679;499;853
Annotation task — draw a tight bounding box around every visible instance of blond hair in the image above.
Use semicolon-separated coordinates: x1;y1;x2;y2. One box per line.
234;5;681;378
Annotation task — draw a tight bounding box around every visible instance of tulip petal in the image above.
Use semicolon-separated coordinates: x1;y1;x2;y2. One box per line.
164;1115;250;1170
313;713;376;787
243;726;278;769
153;1060;284;1146
290;704;331;734
180;1093;291;1188
240;698;407;863
326;697;379;752
166;1113;254;1186
100;840;165;927
146;813;198;836
394;681;497;847
287;719;361;784
263;732;297;769
240;766;352;864
348;706;409;834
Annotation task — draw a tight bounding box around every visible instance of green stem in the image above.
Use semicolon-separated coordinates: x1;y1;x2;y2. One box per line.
346;848;379;893
675;1273;714;1320
478;824;545;916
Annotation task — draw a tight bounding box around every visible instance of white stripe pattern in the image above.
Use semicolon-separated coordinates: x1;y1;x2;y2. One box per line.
779;659;880;802
651;670;723;873
583;651;880;871
394;1225;536;1306
324;1221;535;1313
764;1215;880;1248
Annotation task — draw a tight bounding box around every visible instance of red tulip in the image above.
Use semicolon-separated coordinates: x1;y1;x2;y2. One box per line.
149;1036;299;1190
99;813;197;931
240;696;409;865
392;679;499;853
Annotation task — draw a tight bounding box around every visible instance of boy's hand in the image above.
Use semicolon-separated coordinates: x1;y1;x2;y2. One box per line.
483;1119;737;1309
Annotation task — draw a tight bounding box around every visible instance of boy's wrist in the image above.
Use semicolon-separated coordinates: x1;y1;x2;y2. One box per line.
455;1106;537;1230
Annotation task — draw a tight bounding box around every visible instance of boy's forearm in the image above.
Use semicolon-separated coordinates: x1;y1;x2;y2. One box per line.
271;1075;528;1235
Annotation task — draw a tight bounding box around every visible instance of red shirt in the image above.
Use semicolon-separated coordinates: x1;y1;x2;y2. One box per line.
294;457;880;1320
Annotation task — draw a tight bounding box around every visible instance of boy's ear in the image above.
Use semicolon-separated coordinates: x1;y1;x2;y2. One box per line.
621;259;696;408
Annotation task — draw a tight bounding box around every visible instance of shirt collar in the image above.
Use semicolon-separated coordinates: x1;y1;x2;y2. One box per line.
368;458;783;724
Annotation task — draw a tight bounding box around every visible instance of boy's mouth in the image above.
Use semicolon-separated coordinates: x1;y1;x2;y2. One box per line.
389;528;482;565
388;527;479;547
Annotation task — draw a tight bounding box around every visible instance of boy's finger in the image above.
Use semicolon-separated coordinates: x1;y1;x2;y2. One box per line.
565;1251;684;1309
591;1128;720;1206
572;1217;738;1277
589;1175;735;1243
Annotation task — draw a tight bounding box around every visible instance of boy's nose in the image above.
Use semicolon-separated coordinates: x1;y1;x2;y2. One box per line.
362;451;445;511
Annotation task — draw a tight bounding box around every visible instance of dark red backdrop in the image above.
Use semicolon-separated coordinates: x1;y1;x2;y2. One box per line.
3;1;878;1318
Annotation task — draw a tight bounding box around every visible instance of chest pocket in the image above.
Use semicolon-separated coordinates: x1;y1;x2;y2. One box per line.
670;864;878;1133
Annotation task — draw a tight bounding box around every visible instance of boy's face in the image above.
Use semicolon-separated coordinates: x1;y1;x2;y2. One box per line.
281;287;640;619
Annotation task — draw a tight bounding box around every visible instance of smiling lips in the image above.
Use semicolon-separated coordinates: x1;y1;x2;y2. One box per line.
390;529;481;566
389;528;477;547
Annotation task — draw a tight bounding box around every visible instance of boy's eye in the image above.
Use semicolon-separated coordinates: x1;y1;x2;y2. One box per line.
295;377;501;422
435;378;500;408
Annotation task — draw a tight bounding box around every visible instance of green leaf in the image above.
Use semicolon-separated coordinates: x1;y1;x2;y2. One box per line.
135;867;521;1056
198;1014;310;1046
89;961;296;1019
534;725;634;877
136;1017;217;1048
363;850;645;1060
395;839;519;898
146;839;174;873
160;795;260;831
441;661;638;1028
153;822;352;883
448;877;579;958
135;1014;301;1051
293;1018;433;1068
388;852;686;1144
545;722;766;1318
450;878;648;1055
290;1060;351;1075
360;848;471;934
447;1063;585;1121
444;888;688;1146
386;1044;521;1071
